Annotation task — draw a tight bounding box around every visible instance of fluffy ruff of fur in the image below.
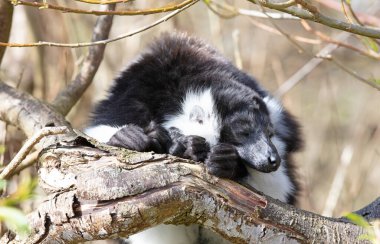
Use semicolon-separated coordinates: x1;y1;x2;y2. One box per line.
85;32;302;244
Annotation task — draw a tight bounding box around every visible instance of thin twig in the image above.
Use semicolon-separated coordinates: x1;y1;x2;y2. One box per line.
275;32;350;97
74;0;133;4
246;0;380;39
0;126;69;180
207;0;299;20
300;20;380;60
12;0;195;16
316;0;380;27
248;18;321;44
330;58;380;91
232;30;243;69
0;0;198;48
238;8;298;19
52;4;115;116
257;2;306;53
322;145;353;217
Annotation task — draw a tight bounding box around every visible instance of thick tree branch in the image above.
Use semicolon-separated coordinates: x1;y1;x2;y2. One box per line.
52;4;115;116
0;140;369;243
0;80;377;243
0;82;71;138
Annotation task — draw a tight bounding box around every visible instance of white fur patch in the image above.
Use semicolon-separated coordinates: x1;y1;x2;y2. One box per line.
163;89;220;146
128;224;199;244
244;164;293;202
84;125;123;143
264;96;291;140
263;96;283;127
259;96;294;201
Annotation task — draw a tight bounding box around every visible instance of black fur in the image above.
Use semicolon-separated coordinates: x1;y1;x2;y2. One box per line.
89;32;302;204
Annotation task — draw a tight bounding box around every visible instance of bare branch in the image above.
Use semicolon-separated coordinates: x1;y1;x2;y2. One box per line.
0;82;71;137
246;0;380;39
0;126;69;180
10;0;196;16
300;20;380;60
316;0;380;27
0;1;198;48
275;32;350;97
74;0;133;4
52;4;115;116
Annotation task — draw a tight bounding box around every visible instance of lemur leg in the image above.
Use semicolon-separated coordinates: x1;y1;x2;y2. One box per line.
108;121;171;153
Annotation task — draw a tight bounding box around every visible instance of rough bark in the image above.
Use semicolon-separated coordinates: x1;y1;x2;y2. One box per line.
0;136;369;243
0;82;71;139
0;79;376;244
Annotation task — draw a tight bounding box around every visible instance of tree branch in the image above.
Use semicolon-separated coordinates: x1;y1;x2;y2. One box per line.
0;80;373;241
52;4;115;116
10;0;196;16
0;82;71;138
0;126;68;180
0;1;197;48
0;79;377;243
246;0;380;39
0;139;370;243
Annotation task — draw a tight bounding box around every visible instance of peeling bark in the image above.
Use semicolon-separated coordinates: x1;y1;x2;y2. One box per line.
0;136;368;244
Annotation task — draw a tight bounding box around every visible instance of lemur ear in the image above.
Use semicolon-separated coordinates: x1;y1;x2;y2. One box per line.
250;97;260;110
189;105;206;124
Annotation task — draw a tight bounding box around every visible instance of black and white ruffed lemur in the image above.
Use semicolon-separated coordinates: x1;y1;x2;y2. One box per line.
85;32;302;244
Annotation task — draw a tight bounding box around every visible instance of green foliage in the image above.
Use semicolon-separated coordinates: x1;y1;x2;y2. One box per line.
0;206;30;237
345;213;380;243
369;78;380;85
0;177;37;238
361;37;379;53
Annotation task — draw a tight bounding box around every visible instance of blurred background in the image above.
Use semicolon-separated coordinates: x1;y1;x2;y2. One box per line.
0;0;379;220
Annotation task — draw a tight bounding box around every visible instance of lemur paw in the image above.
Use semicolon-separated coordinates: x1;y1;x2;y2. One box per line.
144;121;172;153
168;127;210;162
108;124;151;151
206;143;240;179
108;122;171;153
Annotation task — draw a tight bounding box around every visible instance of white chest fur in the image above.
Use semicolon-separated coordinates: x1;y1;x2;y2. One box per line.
162;89;220;146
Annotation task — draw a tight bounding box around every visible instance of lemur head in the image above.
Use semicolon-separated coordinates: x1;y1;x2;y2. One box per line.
219;97;281;173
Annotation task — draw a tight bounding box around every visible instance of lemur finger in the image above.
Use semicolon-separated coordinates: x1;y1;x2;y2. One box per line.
169;141;186;157
183;135;210;161
145;121;172;152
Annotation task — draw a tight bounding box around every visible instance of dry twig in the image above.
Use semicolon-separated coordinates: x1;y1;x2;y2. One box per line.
11;0;196;16
0;126;69;180
246;0;380;39
52;4;115;116
0;0;198;48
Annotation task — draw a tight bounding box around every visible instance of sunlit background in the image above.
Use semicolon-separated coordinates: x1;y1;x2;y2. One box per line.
1;0;379;220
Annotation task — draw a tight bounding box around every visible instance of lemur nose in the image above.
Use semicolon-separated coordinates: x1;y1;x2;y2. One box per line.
268;155;280;169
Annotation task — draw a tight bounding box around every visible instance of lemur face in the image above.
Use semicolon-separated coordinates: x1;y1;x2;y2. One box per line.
220;101;281;173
